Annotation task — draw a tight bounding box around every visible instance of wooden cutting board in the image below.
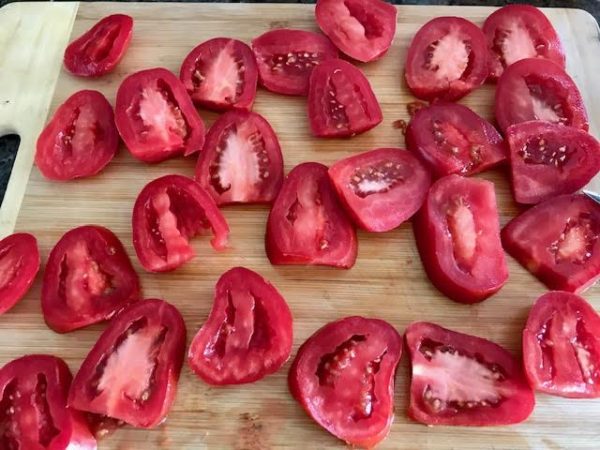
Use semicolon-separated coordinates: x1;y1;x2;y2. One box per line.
1;2;599;449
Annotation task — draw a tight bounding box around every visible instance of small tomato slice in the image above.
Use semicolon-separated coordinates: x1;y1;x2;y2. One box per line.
414;175;508;303
406;321;535;426
266;162;357;268
132;174;229;272
195;110;283;205
0;233;40;315
68;299;186;429
115;68;205;163
188;267;293;385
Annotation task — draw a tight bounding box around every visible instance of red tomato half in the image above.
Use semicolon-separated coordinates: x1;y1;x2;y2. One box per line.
0;355;96;450
289;316;402;448
328;148;431;232
308;59;382;137
502;194;600;293
42;225;140;333
405;17;489;101
406;322;535;426
132;175;229;272
414;175;508;303
68;299;186;429
315;0;397;62
251;29;339;96
188;267;293;385
406;102;506;178
495;58;588;133
179;38;258;112
64;14;133;77
0;233;39;315
115;68;205;162
483;5;565;80
266;162;357;268
36;90;118;181
195;110;283;205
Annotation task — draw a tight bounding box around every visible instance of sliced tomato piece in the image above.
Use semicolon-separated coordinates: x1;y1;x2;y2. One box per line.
405;17;489;101
115;68;205;163
42;225;140;333
266;162;357;268
315;0;397;63
308;59;382;137
195;110;283;205
68;299;186;429
483;4;565;80
406;321;535;426
502;193;600;293
251;29;339;96
406;102;506;178
0;233;39;315
188;267;293;385
64;14;133;77
414;175;508;303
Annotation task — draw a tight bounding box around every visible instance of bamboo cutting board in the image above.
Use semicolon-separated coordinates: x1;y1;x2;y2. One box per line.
1;2;600;449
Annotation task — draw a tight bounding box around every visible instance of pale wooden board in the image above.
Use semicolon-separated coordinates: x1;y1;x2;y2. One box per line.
0;2;599;449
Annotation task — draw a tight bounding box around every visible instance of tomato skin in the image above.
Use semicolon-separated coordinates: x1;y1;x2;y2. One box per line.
64;14;133;77
289;316;402;448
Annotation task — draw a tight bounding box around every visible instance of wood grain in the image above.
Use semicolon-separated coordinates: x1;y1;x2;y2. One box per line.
1;2;600;449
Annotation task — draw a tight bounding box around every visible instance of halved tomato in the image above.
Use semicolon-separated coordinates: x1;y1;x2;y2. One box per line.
507;120;600;204
0;233;39;316
414;175;508;303
289;316;402;448
195;110;283;205
251;29;339;96
406;321;535;426
68;299;186;429
405;17;489;101
502;193;600;293
132;175;229;272
315;0;397;62
42;225;140;333
115;68;205;163
179;38;258;112
266;162;357;268
188;267;293;385
328;148;431;232
308;59;382;137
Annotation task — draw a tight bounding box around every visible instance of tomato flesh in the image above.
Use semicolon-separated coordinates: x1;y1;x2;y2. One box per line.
0;233;39;316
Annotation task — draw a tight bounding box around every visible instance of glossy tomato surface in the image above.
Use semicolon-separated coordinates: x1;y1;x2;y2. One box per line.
289;316;402;448
406;322;535;426
188;267;293;385
0;233;39;316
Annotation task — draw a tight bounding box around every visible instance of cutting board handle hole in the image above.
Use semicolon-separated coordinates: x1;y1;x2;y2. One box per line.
0;134;20;207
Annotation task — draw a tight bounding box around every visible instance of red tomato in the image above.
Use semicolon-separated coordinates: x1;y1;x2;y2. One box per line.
64;14;133;77
502;194;600;293
414;175;508;303
308;59;382;137
266;162;357;268
495;58;588;133
188;267;293;385
0;233;39;315
115;68;206;163
132;175;229;272
68;299;186;429
42;225;140;333
179;38;258;112
328;148;431;232
251;29;339;96
289;316;402;448
195;110;283;205
36;90;118;181
0;354;96;450
507;120;600;204
405;102;506;178
406;321;535;426
315;0;397;63
483;5;565;80
405;17;489;101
